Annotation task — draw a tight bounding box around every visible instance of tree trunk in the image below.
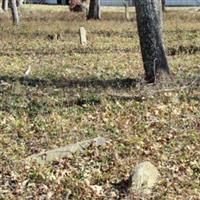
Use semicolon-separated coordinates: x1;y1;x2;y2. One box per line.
135;0;169;83
17;0;23;7
2;0;8;11
87;0;101;20
124;2;130;21
9;0;19;25
162;0;165;11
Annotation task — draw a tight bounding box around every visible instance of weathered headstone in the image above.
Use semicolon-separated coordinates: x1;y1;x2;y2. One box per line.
26;137;106;164
130;161;160;194
79;27;87;46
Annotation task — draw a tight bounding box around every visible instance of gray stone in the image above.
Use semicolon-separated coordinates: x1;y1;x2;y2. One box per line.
26;137;106;164
79;27;87;46
131;161;160;194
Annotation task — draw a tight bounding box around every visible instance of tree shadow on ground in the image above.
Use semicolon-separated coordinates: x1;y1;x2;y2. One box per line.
168;45;200;56
0;46;136;57
0;75;138;90
112;176;132;199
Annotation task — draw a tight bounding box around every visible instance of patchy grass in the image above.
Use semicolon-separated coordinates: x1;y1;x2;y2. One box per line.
0;6;200;199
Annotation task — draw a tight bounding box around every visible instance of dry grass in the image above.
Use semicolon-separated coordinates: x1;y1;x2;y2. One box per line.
0;6;200;199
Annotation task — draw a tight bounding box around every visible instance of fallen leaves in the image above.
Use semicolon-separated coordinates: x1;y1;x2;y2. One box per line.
0;6;200;200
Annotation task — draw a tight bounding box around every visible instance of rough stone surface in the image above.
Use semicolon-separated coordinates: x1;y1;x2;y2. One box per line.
26;137;106;164
131;161;160;194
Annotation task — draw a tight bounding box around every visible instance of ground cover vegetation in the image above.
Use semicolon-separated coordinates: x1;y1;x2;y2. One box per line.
0;6;200;199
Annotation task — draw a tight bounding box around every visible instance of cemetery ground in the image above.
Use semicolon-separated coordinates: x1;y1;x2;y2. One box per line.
0;5;200;199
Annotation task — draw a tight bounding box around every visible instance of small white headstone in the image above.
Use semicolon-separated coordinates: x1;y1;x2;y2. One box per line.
79;27;87;46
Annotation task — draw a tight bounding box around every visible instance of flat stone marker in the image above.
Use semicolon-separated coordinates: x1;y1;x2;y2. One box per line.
26;137;106;164
79;27;87;46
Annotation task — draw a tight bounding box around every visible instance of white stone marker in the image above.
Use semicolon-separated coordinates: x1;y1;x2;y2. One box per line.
79;27;87;46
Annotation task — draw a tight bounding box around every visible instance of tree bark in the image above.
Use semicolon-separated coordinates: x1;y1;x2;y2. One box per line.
124;1;130;21
17;0;23;8
2;0;8;11
135;0;169;83
87;0;101;20
9;0;20;25
162;0;165;11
